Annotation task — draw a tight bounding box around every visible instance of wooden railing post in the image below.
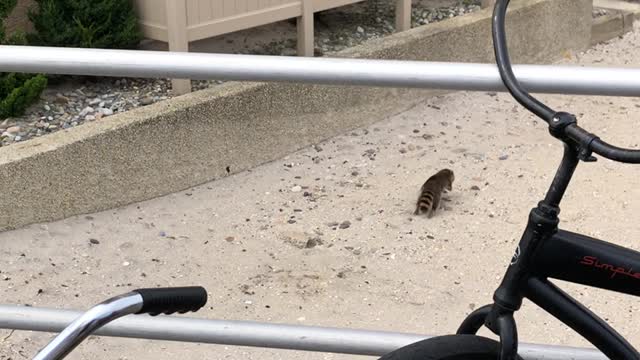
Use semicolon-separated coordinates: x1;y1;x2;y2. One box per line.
395;0;411;32
297;0;314;56
166;0;191;94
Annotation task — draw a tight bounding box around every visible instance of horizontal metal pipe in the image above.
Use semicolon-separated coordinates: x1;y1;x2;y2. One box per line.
0;305;606;359
0;45;639;97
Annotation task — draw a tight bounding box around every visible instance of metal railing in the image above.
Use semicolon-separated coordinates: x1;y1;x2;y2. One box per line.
1;45;640;97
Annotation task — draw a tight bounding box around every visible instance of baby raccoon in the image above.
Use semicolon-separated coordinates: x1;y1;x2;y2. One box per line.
414;169;455;218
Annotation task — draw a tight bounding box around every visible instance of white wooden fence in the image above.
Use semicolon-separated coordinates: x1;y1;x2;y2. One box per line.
135;0;413;93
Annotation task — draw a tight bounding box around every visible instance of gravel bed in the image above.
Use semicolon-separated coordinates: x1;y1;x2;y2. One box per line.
593;8;611;18
0;0;481;147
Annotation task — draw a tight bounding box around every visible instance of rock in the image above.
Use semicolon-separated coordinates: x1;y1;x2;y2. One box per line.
140;97;154;106
48;125;58;130
291;185;302;193
89;238;100;245
339;221;351;229
499;154;509;160
85;115;96;121
305;237;322;248
356;26;365;34
44;104;51;111
79;106;95;117
471;185;481;191
89;98;101;106
6;126;20;134
55;94;70;104
14;135;22;142
99;108;114;116
281;48;297;56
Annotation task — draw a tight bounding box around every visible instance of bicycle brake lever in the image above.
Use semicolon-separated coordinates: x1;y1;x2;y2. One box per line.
578;147;597;162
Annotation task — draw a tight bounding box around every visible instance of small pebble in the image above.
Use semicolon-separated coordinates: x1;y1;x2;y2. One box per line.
291;185;302;193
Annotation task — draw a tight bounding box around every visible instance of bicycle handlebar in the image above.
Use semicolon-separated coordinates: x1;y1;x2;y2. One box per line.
493;0;640;164
134;286;208;316
34;287;207;360
565;124;640;164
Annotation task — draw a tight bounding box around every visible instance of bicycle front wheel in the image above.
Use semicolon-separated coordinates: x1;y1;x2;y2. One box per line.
378;335;524;360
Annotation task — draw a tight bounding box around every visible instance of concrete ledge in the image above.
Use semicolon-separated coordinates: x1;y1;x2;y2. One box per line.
0;0;592;231
592;9;636;45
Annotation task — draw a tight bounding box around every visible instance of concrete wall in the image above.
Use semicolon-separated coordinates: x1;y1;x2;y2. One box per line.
0;0;593;231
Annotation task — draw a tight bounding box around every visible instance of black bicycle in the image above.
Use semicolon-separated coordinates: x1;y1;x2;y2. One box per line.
378;1;640;359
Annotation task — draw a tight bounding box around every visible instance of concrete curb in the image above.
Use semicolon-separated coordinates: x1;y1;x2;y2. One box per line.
0;0;592;232
592;3;637;45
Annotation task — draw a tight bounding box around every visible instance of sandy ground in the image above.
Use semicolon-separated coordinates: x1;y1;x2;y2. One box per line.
3;24;640;360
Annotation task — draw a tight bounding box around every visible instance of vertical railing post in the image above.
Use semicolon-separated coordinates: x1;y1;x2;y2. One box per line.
166;0;192;94
395;0;411;32
297;0;314;56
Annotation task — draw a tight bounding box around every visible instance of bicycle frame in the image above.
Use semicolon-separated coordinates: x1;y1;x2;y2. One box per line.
456;104;640;360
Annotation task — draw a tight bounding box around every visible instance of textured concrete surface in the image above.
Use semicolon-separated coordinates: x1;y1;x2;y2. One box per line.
0;0;592;231
2;22;640;360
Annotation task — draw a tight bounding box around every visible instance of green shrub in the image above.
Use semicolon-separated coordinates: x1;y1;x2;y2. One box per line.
0;0;47;119
28;0;142;49
0;74;47;118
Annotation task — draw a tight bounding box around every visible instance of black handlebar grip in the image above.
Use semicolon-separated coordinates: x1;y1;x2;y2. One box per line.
133;287;208;316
